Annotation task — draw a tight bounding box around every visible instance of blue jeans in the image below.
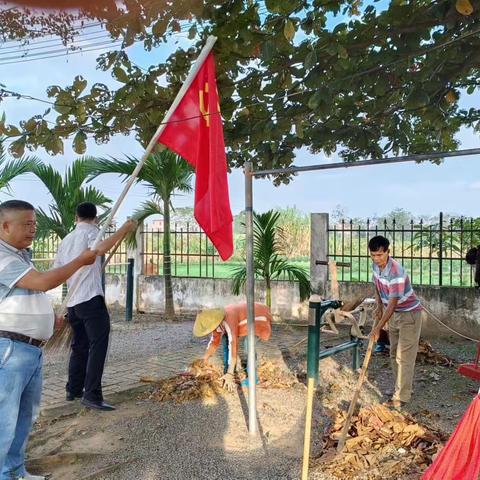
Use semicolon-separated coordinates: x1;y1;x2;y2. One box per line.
0;339;43;480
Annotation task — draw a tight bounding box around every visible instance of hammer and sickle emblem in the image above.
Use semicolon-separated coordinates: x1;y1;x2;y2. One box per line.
199;82;210;127
199;82;221;127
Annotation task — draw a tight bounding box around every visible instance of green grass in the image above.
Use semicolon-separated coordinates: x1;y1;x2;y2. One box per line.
102;256;476;288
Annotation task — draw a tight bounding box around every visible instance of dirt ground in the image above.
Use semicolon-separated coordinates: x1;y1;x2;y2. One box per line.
29;323;479;480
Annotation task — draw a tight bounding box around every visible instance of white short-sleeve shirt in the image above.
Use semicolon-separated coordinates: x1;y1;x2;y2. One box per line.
54;223;104;308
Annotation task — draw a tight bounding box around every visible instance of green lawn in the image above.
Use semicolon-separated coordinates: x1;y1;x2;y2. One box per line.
103;256;476;288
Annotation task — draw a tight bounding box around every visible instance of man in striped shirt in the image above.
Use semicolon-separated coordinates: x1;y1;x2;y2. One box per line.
369;235;424;409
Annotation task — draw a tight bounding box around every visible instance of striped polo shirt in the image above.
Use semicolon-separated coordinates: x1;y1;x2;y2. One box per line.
372;257;422;312
0;239;54;340
54;223;103;308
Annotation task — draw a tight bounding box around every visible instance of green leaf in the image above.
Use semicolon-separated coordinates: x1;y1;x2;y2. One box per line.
152;19;167;37
73;131;87;155
46;86;61;98
338;46;348;59
308;91;323;110
304;50;317;70
113;67;130;84
9;137;26;157
24;118;37;132
4;125;21;137
54;92;74;115
261;41;276;62
405;89;430;109
467;85;475;95
188;25;197;40
283;20;296;42
72;76;87;96
296;122;304;139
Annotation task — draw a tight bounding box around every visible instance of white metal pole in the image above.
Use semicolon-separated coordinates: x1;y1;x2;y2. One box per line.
58;36;218;313
245;161;257;435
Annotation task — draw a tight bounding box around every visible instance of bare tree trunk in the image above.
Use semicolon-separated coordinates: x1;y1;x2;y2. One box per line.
163;198;175;319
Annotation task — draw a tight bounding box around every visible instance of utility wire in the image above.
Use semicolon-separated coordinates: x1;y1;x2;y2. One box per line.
0;41;123;66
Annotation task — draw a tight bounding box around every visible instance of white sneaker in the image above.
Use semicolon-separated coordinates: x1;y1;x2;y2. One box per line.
18;473;46;480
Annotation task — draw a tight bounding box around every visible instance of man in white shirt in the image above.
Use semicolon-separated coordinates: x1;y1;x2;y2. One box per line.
0;199;98;480
54;202;137;411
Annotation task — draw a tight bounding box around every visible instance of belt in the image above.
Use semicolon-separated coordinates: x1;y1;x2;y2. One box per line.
0;330;46;348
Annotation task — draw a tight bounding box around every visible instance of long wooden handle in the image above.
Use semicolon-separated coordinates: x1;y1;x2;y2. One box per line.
336;335;376;452
301;377;316;480
101;232;128;273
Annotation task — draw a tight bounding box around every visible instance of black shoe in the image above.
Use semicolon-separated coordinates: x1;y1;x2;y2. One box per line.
81;398;116;411
66;392;82;402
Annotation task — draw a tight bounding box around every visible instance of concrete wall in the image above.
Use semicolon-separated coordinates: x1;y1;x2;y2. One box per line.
136;276;309;320
334;281;480;339
49;273;479;338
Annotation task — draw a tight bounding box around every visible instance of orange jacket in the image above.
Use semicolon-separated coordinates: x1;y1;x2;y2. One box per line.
206;303;272;371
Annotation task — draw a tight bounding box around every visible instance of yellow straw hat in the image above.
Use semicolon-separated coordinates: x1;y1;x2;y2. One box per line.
193;308;225;337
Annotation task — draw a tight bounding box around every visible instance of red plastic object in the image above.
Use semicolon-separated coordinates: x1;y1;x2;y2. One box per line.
421;394;480;480
457;343;480;381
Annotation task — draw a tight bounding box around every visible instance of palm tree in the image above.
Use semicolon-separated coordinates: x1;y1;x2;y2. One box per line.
231;210;311;308
87;150;194;318
30;158;111;298
0;138;40;193
31;158;111;239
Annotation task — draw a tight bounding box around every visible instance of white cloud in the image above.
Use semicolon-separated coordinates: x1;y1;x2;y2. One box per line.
470;181;480;189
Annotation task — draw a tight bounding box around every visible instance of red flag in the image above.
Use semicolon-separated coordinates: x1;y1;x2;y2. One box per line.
158;52;233;261
421;393;480;480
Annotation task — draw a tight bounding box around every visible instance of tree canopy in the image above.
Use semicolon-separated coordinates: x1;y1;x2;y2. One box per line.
1;0;480;181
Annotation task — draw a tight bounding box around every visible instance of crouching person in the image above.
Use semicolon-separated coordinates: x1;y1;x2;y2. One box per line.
193;303;272;391
0;200;98;480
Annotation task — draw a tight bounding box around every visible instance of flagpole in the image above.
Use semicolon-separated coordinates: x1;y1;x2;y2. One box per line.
57;35;219;314
245;161;257;435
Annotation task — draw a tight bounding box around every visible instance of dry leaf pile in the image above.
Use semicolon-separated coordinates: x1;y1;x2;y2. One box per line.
417;340;456;367
316;404;446;479
257;360;298;389
140;360;225;404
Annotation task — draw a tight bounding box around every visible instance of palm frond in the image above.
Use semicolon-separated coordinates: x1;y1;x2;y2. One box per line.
0;139;40;192
230;264;247;296
88;151;193;202
124;200;163;248
32;158;112;239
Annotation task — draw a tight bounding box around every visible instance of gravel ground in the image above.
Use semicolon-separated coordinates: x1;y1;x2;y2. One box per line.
33;313;479;480
43;312;207;376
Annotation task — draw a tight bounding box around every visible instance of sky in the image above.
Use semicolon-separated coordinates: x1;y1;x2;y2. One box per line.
0;9;479;224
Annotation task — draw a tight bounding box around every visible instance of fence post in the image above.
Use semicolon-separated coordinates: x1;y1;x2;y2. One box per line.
126;258;134;321
127;221;144;313
439;212;443;286
310;213;329;295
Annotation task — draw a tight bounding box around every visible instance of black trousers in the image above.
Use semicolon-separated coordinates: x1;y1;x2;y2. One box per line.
66;295;110;402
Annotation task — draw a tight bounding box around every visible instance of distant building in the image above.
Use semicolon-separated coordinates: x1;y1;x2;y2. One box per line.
150;219;164;230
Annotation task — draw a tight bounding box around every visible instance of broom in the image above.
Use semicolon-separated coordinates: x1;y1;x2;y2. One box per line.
45;233;127;355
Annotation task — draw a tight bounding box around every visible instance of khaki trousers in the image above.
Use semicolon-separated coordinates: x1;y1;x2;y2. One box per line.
388;310;423;403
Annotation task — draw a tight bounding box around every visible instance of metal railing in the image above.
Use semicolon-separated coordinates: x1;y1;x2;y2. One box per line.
141;223;219;278
328;213;480;287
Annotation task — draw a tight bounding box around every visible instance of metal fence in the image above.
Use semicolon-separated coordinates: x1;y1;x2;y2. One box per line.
30;229;130;273
142;223;222;278
328;213;480;287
